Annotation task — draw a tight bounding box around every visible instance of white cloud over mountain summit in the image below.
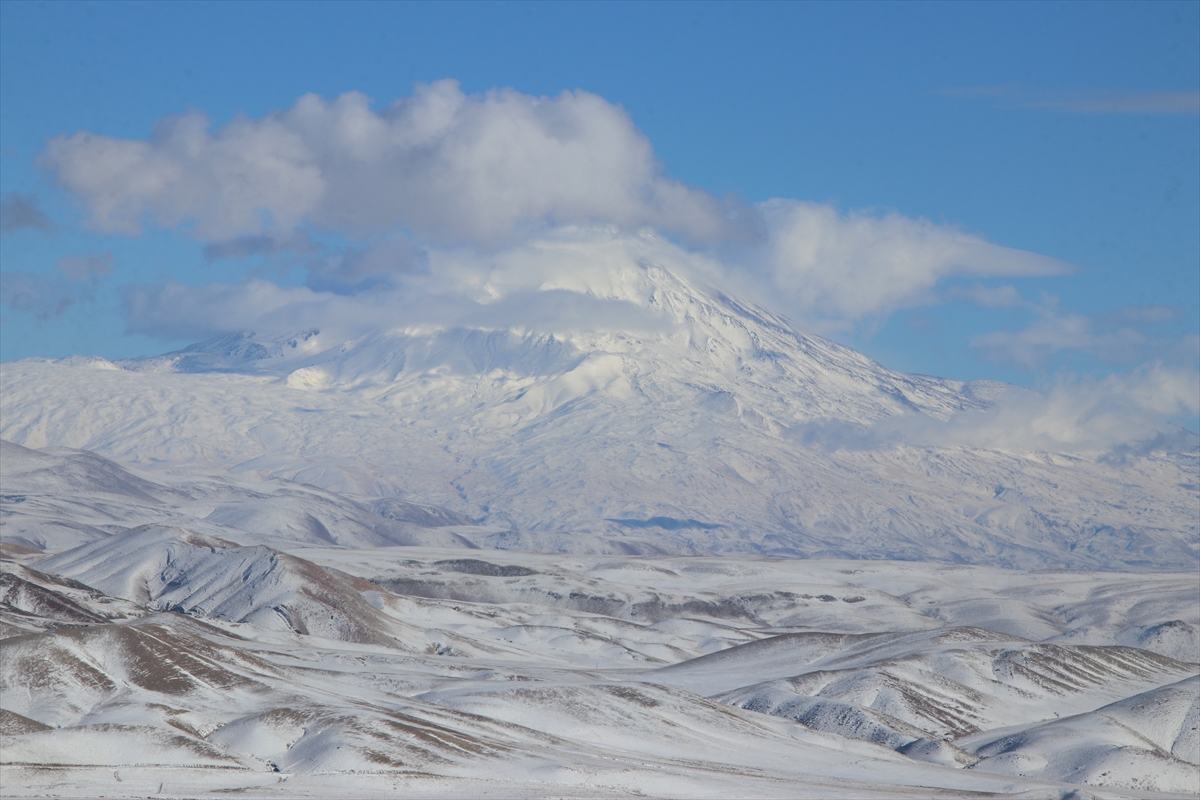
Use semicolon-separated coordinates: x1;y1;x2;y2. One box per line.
28;80;1197;447
44;81;1072;331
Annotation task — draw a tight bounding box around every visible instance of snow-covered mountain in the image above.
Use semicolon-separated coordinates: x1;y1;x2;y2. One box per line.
2;234;1194;569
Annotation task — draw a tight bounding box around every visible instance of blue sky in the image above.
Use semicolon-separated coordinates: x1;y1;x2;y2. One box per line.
2;1;1197;427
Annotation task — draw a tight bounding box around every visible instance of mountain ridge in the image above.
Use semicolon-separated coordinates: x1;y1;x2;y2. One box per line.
2;245;1196;569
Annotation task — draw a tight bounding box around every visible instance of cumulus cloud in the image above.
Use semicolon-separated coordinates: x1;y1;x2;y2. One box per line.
118;218;1086;355
121;272;668;345
119;227;713;342
737;201;1073;325
420;225;727;305
36;81;1092;331
41;80;745;246
123;280;330;341
0;192;54;235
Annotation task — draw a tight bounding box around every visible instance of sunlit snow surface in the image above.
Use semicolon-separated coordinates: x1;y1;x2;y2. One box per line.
2;255;1198;797
1;457;1197;798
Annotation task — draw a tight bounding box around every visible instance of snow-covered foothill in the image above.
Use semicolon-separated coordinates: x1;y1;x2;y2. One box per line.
35;526;417;647
963;676;1200;794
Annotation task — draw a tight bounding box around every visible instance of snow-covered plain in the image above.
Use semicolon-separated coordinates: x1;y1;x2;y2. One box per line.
2;245;1198;797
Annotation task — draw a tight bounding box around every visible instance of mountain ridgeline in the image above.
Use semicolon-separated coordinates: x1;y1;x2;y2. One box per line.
1;253;1195;570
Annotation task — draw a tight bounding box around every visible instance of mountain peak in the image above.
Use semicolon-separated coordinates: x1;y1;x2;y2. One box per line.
2;250;1194;569
117;258;987;429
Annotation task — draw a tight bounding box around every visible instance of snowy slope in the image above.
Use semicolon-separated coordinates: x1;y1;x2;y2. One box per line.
4;542;1198;798
705;629;1195;750
35;526;419;648
325;545;1200;661
0;613;1060;799
0;562;139;638
0;439;488;553
2;235;1196;569
4;229;1199;798
962;676;1200;794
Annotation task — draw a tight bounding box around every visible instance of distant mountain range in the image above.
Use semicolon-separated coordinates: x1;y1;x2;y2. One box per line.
2;243;1195;569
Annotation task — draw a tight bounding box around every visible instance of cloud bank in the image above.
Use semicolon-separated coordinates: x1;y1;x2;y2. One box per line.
793;364;1200;455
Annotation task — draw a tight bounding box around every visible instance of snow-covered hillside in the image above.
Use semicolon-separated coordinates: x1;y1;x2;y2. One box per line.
3;537;1197;798
0;440;484;553
2;234;1196;570
3;444;1197;796
2;231;1198;797
36;526;417;647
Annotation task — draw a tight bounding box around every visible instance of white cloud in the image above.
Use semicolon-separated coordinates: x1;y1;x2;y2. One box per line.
973;311;1149;369
121;277;672;349
422;225;725;304
123;280;333;341
119;220;1087;358
38;82;1090;331
737;200;1073;325
41;81;742;246
895;365;1200;453
119;228;699;342
796;364;1200;454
